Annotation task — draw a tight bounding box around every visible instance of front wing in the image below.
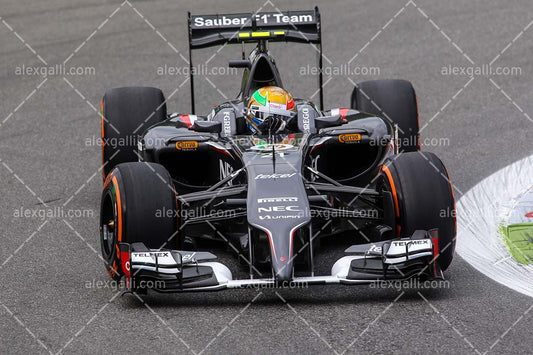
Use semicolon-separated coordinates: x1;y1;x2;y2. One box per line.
118;230;443;293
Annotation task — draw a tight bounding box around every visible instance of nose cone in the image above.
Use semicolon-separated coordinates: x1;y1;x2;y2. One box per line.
244;152;311;284
272;257;293;282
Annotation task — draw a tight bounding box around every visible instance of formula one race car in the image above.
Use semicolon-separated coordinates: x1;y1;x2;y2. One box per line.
99;8;456;293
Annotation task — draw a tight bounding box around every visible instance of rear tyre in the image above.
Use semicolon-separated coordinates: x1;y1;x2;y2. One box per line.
101;87;167;180
100;162;178;280
379;152;456;270
351;79;420;152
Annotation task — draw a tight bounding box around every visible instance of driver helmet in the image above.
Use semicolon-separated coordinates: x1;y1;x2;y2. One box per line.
246;86;296;133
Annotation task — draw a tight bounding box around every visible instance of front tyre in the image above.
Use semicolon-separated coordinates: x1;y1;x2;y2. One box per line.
379;152;456;270
100;162;178;280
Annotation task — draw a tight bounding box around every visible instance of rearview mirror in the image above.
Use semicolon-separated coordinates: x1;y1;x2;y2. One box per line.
314;114;345;129
229;60;252;69
191;121;222;133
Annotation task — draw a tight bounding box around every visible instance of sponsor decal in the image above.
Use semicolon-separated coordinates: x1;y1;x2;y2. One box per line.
259;215;301;220
219;161;234;185
269;102;285;110
175;141;198;150
258;197;298;203
269;13;314;24
255;173;296;179
258;206;302;213
192;12;314;29
301;107;310;132
223;111;232;136
250;143;295;151
193;16;250;28
391;240;431;247
120;252;131;276
338;133;361;143
257;197;304;219
133;252;170;258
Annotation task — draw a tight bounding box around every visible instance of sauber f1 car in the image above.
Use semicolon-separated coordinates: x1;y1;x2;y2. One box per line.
99;8;456;293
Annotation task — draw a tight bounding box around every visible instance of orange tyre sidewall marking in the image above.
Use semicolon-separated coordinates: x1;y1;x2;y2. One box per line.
101;99;105;180
112;176;123;243
103;172;113;189
381;165;401;236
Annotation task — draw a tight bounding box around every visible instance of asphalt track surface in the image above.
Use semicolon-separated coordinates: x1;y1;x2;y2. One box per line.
1;0;533;354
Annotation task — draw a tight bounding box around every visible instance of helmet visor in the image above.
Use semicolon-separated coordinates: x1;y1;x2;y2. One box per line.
249;104;295;122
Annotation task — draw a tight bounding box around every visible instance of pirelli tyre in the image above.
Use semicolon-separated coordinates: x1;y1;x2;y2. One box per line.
379;152;456;270
101;87;167;180
351;79;420;152
100;162;178;280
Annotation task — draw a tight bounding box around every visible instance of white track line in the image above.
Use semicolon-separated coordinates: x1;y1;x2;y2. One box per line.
456;154;533;298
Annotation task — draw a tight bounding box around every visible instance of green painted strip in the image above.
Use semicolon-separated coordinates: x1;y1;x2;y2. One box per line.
500;223;533;265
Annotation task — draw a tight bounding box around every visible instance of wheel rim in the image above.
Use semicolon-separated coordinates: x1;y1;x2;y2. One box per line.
378;170;401;237
100;191;117;259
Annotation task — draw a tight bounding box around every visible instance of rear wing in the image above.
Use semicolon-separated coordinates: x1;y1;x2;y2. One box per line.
188;9;321;48
186;7;324;113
